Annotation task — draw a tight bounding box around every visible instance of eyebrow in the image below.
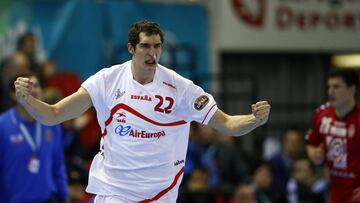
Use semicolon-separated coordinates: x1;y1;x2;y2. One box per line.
139;42;162;46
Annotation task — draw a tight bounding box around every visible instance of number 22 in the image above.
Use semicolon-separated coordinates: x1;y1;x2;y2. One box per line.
154;95;174;114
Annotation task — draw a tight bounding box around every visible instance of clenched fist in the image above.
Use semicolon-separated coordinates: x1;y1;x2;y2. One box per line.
251;101;271;125
14;76;41;104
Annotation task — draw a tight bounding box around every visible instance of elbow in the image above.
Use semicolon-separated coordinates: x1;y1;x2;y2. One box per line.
223;115;236;135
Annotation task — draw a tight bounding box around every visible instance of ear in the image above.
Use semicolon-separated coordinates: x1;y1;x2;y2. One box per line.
127;43;134;54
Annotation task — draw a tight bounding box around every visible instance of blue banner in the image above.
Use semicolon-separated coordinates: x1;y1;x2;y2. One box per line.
9;0;209;87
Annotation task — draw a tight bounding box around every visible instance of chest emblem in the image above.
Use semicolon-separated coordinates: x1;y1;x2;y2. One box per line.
194;95;209;111
115;89;125;99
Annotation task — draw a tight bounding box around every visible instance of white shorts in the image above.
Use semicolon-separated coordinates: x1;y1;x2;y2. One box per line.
94;195;136;203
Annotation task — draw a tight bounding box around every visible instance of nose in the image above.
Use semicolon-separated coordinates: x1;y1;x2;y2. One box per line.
148;47;156;57
328;87;334;96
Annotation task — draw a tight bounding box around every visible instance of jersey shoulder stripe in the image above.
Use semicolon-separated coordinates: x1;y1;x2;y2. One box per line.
102;103;187;136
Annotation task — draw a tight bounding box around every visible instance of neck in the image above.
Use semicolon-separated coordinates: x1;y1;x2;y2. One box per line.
335;99;356;118
15;104;34;122
131;60;155;85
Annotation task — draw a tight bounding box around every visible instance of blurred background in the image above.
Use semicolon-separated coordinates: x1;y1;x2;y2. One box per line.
0;0;359;202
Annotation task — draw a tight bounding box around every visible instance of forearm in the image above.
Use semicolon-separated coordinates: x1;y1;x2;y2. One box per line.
20;87;92;125
208;110;263;137
21;95;60;125
208;101;270;136
223;114;261;136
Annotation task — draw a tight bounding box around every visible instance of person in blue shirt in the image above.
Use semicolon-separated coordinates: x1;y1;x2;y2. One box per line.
0;74;68;203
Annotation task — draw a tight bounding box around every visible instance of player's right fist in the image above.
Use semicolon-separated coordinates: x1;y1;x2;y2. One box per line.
14;77;33;104
251;101;271;125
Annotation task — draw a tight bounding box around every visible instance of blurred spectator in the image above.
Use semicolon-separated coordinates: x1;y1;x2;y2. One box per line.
216;132;250;194
1;52;30;82
42;87;78;151
232;184;257;203
177;168;217;203
0;52;31;111
16;32;38;71
185;122;249;194
36;60;57;87
37;59;81;97
263;135;281;161
187;168;211;192
0;74;68;203
66;156;89;203
251;163;273;203
268;128;306;201
184;123;220;188
287;158;328;203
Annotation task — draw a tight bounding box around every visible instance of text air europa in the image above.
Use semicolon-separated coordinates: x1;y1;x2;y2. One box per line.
115;124;166;139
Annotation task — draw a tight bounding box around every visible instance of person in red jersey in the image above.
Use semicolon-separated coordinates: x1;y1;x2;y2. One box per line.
306;68;360;203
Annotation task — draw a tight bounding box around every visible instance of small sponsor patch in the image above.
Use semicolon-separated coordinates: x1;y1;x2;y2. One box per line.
194;95;209;111
114;124;132;136
115;89;125;99
174;159;184;166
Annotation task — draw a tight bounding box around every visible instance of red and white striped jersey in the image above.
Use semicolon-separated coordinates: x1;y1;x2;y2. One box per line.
82;61;218;202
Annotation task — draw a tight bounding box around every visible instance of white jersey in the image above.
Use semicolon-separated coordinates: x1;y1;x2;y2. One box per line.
82;61;218;202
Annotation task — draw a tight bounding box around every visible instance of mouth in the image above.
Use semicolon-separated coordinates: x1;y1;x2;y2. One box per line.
145;59;156;66
329;96;336;102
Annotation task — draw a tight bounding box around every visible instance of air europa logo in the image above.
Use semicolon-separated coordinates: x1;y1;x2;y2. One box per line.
115;125;131;136
114;124;166;139
231;0;266;27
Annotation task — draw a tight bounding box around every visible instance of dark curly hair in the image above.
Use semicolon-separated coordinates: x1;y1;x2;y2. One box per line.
128;20;164;50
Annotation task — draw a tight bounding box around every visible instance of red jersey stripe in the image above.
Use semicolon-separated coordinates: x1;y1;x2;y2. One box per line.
139;167;185;203
102;103;187;136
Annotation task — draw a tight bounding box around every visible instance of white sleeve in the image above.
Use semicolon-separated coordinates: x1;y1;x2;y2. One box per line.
81;69;107;129
81;69;107;109
178;81;218;125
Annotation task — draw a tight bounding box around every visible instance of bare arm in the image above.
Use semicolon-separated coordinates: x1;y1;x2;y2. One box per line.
15;77;92;125
208;101;270;136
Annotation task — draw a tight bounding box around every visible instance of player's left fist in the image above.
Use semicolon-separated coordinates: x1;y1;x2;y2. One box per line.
252;101;270;125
